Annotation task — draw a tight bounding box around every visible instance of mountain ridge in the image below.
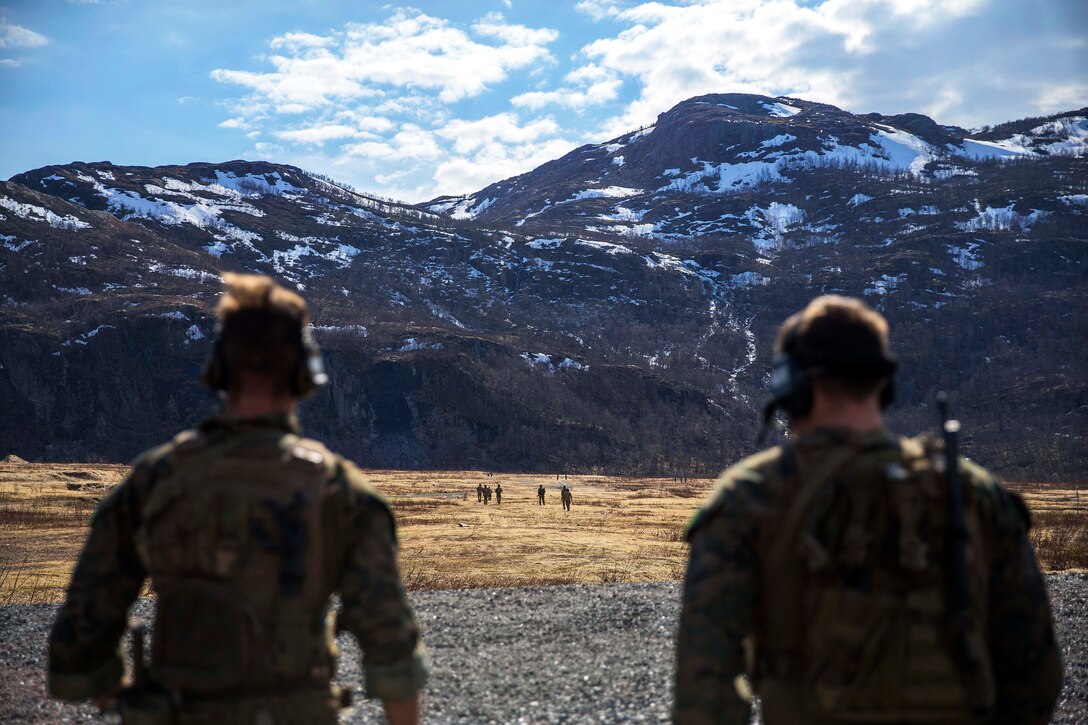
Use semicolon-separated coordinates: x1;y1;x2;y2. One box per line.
2;93;1085;479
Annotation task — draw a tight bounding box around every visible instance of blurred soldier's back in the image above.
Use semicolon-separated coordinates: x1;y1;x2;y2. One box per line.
674;295;1062;725
48;274;429;725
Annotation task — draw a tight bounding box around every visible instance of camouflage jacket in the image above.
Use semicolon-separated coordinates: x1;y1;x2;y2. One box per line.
48;413;429;703
673;427;1062;725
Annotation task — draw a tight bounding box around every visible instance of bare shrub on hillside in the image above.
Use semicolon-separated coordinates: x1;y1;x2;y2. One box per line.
598;562;636;584
667;485;703;498
653;527;686;543
389;499;445;513
0;498;96;529
629;490;664;499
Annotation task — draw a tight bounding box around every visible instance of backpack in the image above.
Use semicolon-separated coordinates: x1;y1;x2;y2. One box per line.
757;435;996;723
133;428;338;695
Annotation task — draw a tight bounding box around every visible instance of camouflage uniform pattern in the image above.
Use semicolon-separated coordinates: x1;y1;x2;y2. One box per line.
48;413;429;710
674;427;1062;725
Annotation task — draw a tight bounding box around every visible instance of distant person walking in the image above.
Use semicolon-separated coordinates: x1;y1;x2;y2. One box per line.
537;485;546;505
560;485;573;511
483;485;491;505
477;483;484;503
495;484;503;505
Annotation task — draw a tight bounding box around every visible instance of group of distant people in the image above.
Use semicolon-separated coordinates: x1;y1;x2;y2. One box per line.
475;482;502;504
472;482;574;509
537;483;574;509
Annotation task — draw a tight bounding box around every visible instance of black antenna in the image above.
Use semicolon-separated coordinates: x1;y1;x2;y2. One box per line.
936;390;949;426
936;391;989;716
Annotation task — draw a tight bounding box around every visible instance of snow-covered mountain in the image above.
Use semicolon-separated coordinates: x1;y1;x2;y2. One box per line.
2;95;1085;478
427;93;1086;244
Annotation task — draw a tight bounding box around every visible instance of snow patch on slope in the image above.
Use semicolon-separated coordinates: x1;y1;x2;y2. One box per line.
761;101;801;117
865;273;907;296
271;241;361;276
570;186;643;201
949;241;984;270
0;195;90;230
745;203;805;252
955;203;1050;232
869;126;937;174
399;338;444;352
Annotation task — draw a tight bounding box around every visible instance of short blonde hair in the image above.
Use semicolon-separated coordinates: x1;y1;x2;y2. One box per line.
218;272;308;323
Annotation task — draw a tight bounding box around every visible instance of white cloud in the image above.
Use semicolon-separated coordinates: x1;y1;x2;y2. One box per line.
1033;83;1088;116
435;113;560;153
269;32;336;51
512;78;622;110
472;13;560;47
332;110;396;133
342;124;443;161
432;136;578;197
0;57;23;68
572;0;1086;133
575;0;628;21
565;63;612;85
253;141;284;156
211;9;568;202
511;60;624;111
273;124;362;145
212;9;558;113
0;19;48;49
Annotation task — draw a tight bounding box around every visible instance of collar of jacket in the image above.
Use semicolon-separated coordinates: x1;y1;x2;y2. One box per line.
793;426;897;451
199;412;302;437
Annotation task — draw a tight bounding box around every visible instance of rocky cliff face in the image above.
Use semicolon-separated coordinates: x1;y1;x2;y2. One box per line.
2;94;1086;478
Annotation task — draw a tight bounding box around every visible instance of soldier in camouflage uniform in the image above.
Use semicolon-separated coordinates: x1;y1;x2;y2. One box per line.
674;295;1062;725
48;274;429;725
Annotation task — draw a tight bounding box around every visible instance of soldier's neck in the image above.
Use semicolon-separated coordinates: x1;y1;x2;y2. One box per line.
792;393;884;436
225;380;298;419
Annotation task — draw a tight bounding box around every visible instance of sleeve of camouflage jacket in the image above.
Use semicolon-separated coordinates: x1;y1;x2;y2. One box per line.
981;475;1063;724
673;474;763;725
47;465;149;701
336;465;429;701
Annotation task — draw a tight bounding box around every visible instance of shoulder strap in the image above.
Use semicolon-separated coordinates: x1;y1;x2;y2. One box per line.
766;442;863;576
760;441;869;664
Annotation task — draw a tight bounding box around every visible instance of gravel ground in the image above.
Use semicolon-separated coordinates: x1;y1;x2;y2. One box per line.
2;574;1085;723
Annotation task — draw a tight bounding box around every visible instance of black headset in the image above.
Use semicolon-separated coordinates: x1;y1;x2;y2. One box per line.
202;324;328;398
758;327;897;441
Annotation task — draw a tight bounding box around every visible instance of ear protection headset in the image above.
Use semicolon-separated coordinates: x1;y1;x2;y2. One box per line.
202;323;328;398
758;325;897;442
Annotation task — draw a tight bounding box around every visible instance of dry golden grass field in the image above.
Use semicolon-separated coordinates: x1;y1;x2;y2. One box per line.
1;461;1084;604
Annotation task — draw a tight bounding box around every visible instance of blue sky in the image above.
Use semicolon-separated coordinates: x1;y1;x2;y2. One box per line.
2;0;1085;202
